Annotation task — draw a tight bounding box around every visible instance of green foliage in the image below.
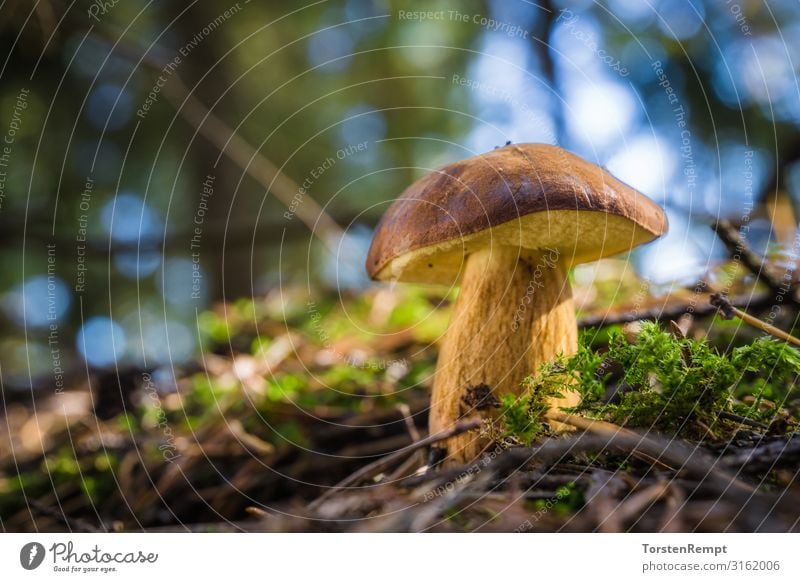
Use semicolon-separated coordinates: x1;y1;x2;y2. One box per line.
0;447;120;518
304;286;451;347
271;421;309;448
197;310;233;345
585;323;738;430
528;482;584;515
512;323;800;440
265;372;308;403
188;375;235;410
320;364;383;393
250;336;272;356
499;394;540;445
731;338;800;420
499;375;567;445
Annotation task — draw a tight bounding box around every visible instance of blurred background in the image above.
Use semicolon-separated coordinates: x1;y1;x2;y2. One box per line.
1;0;795;383
1;0;799;530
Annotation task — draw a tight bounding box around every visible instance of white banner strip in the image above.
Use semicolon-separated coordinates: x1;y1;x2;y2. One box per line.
0;533;794;580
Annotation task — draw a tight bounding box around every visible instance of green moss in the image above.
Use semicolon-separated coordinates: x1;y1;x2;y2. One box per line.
188;375;235;409
511;322;800;440
499;371;570;444
272;421;309;448
499;394;539;445
526;482;583;515
250;336;272;356
265;372;307;403
730;338;800;420
552;482;584;514
197;310;233;345
591;323;737;430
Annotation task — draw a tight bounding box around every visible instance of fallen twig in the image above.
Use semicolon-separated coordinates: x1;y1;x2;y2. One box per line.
658;483;687;533
578;292;774;328
502;427;757;500
710;293;800;348
307;419;481;511
585;470;626;532
721;436;800;470
718;411;769;430
546;411;674;470
614;480;669;524
713;220;800;307
29;500;104;533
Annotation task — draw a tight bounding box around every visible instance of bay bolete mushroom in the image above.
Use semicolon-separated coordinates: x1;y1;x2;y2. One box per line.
366;143;667;463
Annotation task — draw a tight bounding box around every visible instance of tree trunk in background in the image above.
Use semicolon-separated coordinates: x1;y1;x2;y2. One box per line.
176;2;253;302
531;0;564;144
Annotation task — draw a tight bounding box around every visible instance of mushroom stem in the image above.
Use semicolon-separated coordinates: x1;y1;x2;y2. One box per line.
430;246;578;463
528;254;580;432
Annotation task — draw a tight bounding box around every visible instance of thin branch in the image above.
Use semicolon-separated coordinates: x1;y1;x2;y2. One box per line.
307;419;481;511
721;436;800;470
502;430;757;500
546;411;674;470
717;411;769;430
395;402;421;443
710;292;800;347
712;219;800;307
578;292;774;328
29;499;104;533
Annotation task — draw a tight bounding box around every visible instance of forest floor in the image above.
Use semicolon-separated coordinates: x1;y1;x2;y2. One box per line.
2;247;800;532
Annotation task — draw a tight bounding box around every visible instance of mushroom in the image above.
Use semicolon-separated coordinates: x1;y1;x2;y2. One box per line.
366;144;667;463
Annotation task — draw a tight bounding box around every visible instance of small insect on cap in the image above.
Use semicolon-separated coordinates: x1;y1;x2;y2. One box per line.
366;143;668;286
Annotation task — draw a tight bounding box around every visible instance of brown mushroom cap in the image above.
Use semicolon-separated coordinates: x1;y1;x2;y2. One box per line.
366;143;668;286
